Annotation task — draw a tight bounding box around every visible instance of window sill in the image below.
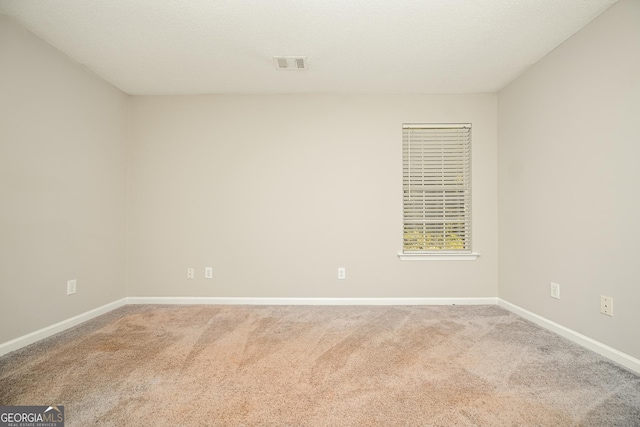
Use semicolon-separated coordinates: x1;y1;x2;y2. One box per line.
397;252;480;261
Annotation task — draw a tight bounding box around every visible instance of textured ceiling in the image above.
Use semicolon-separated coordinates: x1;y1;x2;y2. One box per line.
0;0;618;95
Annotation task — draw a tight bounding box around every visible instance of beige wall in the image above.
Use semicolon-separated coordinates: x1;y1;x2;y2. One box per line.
0;16;128;343
128;94;498;298
498;0;640;359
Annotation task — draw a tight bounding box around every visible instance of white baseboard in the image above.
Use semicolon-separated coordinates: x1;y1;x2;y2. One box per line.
0;298;128;357
126;296;499;306
498;298;640;375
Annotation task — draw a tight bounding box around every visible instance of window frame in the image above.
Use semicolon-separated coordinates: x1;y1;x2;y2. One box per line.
398;123;479;261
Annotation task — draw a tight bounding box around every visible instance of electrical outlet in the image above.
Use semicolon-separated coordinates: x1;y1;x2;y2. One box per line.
187;268;195;279
550;282;560;299
600;295;613;316
338;267;346;280
67;279;77;295
205;267;213;279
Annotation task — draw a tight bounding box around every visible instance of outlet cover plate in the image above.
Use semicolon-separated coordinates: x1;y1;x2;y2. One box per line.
67;279;77;295
550;282;560;299
600;295;613;316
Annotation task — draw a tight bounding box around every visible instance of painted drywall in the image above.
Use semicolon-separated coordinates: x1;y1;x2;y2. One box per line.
0;16;128;344
498;0;640;359
128;94;498;298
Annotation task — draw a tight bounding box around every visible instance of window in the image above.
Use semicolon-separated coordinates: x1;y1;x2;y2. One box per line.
400;123;477;260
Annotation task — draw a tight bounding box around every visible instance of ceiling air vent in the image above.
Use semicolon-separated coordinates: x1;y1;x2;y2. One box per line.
273;56;308;70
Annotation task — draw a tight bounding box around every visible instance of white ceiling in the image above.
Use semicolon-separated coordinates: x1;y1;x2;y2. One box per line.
0;0;618;95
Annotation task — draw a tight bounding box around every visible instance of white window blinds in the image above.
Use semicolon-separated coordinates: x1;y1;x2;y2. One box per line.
402;123;471;253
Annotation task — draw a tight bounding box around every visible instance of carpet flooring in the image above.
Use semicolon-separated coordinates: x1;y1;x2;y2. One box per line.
1;305;639;426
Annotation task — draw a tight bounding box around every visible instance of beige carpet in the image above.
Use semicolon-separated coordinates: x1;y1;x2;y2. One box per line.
1;305;639;426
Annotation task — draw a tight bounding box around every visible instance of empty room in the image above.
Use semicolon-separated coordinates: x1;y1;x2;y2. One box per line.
1;0;639;425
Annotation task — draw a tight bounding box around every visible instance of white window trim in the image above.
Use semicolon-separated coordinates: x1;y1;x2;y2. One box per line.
397;252;480;261
400;123;475;260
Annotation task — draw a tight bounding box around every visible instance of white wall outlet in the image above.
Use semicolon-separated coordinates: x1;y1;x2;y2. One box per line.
550;282;560;299
600;295;613;316
205;267;213;279
67;279;77;295
338;267;346;280
187;268;195;279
